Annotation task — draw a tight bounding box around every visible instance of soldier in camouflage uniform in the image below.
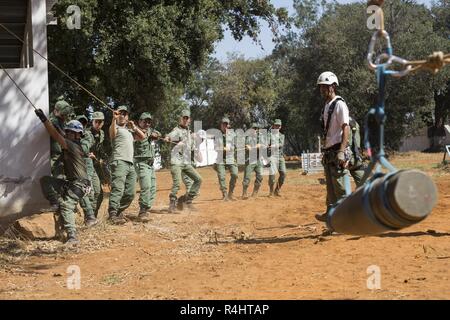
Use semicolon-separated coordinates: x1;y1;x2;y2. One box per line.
214;117;238;201
134;112;161;221
242;123;266;200
67;114;98;227
36;108;92;245
79;111;106;221
164;109;202;213
108;106;146;224
348;117;368;188
76;115;89;128
181;130;205;200
268;119;287;197
315;72;351;223
40;98;74;212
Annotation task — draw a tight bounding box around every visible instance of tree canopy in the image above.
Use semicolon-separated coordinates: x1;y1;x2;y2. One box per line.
47;0;287;115
47;0;450;155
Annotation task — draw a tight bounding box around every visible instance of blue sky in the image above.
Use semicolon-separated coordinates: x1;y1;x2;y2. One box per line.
212;0;434;62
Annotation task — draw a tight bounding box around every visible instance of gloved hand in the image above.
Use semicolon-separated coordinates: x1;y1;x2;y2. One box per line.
337;151;348;169
35;109;47;123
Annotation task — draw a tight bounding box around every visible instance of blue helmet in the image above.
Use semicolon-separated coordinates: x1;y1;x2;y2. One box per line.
65;120;84;134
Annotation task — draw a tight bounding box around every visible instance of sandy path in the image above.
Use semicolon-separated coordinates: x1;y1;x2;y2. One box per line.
1;152;449;300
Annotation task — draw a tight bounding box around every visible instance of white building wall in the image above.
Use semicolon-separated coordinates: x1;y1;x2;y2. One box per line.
399;126;450;152
0;0;50;224
399;128;430;152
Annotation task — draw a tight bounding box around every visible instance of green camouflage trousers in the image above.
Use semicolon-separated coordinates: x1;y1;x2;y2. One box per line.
214;163;238;194
108;160;136;214
80;158;103;218
135;159;157;210
243;162;263;189
41;175;94;222
40;176;90;234
41;157;65;206
182;173;193;194
322;151;350;211
350;168;365;188
170;164;202;201
349;160;369;188
268;157;286;188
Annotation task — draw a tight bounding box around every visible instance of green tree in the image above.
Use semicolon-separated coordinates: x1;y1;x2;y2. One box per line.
272;0;450;153
47;0;288;115
430;0;450;134
187;55;279;129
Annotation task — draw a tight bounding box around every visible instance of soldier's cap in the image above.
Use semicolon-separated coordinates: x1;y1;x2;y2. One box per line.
68;112;76;121
54;99;73;116
91;111;105;120
221;117;230;124
181;109;191;118
251;122;260;129
116;105;129;113
76;115;88;124
140;112;153;120
273;119;282;126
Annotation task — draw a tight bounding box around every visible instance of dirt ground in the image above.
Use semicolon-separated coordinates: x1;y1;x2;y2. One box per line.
0;152;449;300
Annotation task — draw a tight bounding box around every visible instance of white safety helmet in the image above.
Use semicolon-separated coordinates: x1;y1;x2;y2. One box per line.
317;71;339;86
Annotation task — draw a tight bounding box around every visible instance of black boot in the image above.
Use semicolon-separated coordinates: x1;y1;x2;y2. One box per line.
274;183;282;197
40;203;59;213
242;186;249;200
269;184;274;197
138;208;150;222
108;211;126;225
85;217;98;228
168;198;178;213
65;231;79;245
228;192;237;201
185;197;198;212
251;185;260;198
315;212;328;222
177;195;186;211
222;191;229;202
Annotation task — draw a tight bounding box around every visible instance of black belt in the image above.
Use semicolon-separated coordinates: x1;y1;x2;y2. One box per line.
323;143;341;152
136;158;154;165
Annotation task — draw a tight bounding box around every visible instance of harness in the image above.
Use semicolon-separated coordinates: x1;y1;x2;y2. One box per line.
321;97;345;144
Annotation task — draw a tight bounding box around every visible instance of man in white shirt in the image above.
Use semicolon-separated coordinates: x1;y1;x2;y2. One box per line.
315;72;351;223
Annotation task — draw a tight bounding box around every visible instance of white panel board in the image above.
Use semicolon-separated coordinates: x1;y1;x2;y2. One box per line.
0;0;50;224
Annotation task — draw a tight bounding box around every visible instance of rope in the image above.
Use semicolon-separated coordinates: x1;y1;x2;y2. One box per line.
0;22;114;113
407;52;450;74
0;63;37;110
366;3;449;76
